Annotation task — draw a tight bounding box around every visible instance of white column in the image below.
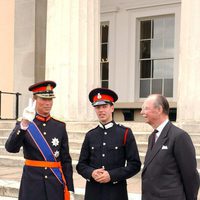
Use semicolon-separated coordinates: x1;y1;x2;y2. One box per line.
177;0;200;124
45;0;100;121
14;0;35;116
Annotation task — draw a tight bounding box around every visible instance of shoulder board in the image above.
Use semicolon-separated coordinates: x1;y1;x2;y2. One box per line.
87;125;99;133
116;123;126;128
17;117;22;122
51;116;65;124
116;123;131;132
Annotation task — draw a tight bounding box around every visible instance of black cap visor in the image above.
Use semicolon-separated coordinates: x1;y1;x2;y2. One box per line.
92;100;113;107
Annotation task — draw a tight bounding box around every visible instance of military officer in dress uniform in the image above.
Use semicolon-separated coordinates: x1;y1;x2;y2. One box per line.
5;80;74;200
76;88;141;200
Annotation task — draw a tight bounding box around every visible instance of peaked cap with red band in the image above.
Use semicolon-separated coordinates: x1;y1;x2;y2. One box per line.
29;80;56;98
89;88;118;107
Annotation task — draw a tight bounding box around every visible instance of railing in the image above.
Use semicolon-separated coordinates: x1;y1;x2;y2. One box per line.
0;91;21;120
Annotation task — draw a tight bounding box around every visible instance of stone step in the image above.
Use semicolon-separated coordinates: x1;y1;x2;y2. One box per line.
0;155;79;171
1;136;200;164
178;123;200;133
0;146;23;157
0;155;24;167
67;131;150;142
70;149;146;163
71;150;200;169
0;179;141;200
66;122;99;132
0;196;17;200
1;134;200;156
190;133;200;144
0;121;15;129
69;139;147;154
1;141;200;159
134;132;150;142
68;131;86;141
0;129;13;137
1;120;200;133
0;155;139;176
0;137;7;145
0;180;84;200
68;139;148;154
65;121;153;132
68;139;83;150
195;144;200;155
69;135;200;156
2;149;200;170
1;122;200;143
0;180;19;199
2;129;200;153
68;131;200;144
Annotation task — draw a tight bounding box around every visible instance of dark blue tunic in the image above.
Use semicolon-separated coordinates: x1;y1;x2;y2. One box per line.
76;121;141;200
5;115;74;200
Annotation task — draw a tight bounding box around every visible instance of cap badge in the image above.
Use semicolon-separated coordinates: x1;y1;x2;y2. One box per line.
97;93;102;99
46;84;52;91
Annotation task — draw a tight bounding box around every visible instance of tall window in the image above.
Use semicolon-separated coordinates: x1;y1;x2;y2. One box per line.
100;22;109;88
139;15;175;98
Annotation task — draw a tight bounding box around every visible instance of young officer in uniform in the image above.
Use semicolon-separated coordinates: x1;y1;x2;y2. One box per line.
76;88;141;200
5;80;74;200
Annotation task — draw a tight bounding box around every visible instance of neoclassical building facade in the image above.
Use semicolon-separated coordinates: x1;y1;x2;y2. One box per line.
0;0;200;131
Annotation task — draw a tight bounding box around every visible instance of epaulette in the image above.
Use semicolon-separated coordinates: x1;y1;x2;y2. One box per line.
87;125;99;133
116;123;131;133
51;116;66;124
17;117;23;122
115;123;130;145
116;123;126;128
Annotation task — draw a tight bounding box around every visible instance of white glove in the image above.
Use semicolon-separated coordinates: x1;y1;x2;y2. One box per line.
22;98;36;122
69;191;75;200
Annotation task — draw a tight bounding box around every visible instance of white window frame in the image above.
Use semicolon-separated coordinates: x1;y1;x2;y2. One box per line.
128;3;181;101
100;10;117;89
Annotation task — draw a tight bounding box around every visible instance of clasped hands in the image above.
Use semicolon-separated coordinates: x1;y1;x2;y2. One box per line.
92;168;111;183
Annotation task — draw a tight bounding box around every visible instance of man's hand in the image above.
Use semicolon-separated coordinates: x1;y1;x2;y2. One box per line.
92;168;111;183
22;98;36;122
95;170;111;183
92;168;104;181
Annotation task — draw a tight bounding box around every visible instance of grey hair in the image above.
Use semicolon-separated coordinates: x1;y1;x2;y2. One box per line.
150;94;169;115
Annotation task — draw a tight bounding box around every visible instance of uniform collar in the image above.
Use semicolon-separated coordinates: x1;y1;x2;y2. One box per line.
36;113;51;122
99;121;114;129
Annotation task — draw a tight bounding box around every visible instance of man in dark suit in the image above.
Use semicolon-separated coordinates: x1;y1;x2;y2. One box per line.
5;80;74;200
141;94;199;200
76;88;141;200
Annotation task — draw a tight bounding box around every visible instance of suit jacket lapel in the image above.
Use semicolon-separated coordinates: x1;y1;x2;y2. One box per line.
142;121;172;173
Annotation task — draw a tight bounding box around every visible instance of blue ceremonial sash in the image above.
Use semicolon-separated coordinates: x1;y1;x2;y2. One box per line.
27;121;63;184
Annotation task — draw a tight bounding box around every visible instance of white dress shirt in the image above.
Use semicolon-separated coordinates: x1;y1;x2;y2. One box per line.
155;119;169;142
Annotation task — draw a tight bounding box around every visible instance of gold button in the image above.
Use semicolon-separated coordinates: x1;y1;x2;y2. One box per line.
43;123;46;126
45;167;47;170
43;132;46;135
45;175;48;179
